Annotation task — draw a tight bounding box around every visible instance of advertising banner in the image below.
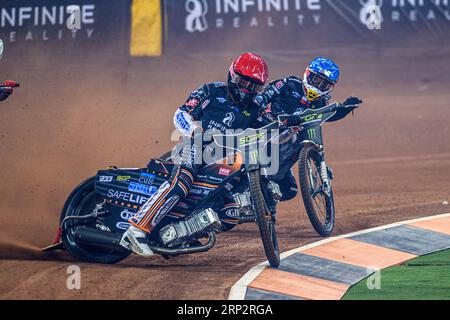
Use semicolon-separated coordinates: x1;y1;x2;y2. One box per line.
0;0;131;61
1;0;449;61
164;0;450;53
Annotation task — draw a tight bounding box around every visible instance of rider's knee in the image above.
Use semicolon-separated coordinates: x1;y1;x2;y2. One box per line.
279;173;298;201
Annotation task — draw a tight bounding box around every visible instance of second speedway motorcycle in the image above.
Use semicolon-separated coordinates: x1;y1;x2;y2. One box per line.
44;103;358;267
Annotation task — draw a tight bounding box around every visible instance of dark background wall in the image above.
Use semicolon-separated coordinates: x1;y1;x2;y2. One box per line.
1;0;449;70
165;0;450;52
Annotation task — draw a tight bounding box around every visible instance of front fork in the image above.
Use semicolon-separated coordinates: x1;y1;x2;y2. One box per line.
309;150;333;197
320;161;331;194
249;170;278;223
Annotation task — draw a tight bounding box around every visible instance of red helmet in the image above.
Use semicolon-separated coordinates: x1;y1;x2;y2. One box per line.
228;52;269;106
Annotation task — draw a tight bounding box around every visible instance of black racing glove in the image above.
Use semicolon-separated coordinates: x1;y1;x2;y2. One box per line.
278;123;290;134
343;96;363;107
278;114;302;128
253;94;268;110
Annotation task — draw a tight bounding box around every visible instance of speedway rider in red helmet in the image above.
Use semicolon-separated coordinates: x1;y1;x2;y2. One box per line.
121;52;269;257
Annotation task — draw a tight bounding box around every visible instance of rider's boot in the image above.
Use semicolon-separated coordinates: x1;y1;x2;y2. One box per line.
120;225;154;257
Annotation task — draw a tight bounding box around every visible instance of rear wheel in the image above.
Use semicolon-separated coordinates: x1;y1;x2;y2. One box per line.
298;146;335;237
248;170;280;268
60;177;130;264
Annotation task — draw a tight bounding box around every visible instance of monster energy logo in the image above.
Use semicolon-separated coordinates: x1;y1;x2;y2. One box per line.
307;128;316;140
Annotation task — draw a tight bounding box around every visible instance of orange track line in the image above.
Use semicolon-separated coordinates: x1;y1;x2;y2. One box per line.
248;268;349;300
301;238;416;269
408;216;450;235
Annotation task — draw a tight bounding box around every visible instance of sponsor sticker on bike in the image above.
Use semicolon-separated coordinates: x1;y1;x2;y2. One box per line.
116;175;131;182
107;189;149;205
128;182;157;196
218;167;231;176
120;208;135;220
116;222;131;230
99;175;113;183
138;172;155;185
95;224;111;232
225;208;239;218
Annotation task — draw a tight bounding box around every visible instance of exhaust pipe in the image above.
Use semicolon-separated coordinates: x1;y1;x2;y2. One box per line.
74;226;127;252
150;232;216;256
74;226;216;257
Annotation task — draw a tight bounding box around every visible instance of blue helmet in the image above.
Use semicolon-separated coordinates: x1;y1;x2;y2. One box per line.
303;57;340;101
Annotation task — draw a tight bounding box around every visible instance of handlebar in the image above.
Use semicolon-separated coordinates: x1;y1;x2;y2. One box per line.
278;102;359;128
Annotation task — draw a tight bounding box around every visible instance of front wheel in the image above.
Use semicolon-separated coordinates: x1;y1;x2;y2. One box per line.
248;170;280;268
298;146;335;237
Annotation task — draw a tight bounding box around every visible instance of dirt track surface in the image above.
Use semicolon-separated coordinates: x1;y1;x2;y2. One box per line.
1;46;450;299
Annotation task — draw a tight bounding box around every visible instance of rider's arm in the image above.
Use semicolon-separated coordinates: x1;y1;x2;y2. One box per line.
256;76;300;107
173;84;212;137
326;108;353;122
254;106;295;144
326;97;362;122
256;107;277;127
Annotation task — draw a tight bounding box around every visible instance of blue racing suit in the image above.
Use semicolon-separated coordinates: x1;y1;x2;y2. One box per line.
256;76;351;201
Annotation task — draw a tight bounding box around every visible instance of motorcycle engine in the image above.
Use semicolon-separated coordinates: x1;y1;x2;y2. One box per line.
233;191;253;216
159;208;221;248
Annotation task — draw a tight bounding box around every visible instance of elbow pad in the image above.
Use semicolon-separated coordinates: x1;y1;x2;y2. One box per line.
174;109;198;137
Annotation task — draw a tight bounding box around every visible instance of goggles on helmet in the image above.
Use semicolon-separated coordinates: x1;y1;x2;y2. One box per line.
229;71;265;94
307;70;335;93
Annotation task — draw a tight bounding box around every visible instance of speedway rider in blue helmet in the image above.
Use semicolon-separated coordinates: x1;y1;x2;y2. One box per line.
254;57;362;201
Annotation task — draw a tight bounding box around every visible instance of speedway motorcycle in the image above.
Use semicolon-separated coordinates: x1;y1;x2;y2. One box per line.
291;106;343;237
44;102;358;268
